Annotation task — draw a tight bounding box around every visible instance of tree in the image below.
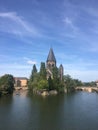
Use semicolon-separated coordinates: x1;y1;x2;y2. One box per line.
39;62;47;79
52;66;58;80
30;64;37;82
64;75;76;92
73;79;83;86
38;79;48;90
28;64;38;90
83;81;96;87
48;76;54;90
0;74;14;94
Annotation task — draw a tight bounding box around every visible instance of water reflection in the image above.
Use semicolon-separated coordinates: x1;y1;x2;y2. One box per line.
0;91;98;130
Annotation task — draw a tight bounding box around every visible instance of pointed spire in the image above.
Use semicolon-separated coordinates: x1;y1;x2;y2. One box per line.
47;48;56;62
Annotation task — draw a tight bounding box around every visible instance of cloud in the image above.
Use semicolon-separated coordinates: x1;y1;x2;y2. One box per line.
27;60;37;65
0;12;41;37
0;64;31;69
23;57;37;65
84;7;98;18
0;64;32;78
63;17;78;32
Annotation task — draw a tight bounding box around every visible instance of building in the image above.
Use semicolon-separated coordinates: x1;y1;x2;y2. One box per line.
96;80;98;87
59;64;64;81
14;77;28;87
46;48;64;80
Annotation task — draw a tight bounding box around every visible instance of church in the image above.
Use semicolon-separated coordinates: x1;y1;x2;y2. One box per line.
14;48;64;87
46;48;64;80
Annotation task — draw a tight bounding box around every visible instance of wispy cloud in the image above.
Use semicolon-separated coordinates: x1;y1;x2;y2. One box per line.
84;7;98;18
0;63;31;69
27;60;37;65
0;12;41;37
23;57;37;65
63;17;78;32
0;63;32;78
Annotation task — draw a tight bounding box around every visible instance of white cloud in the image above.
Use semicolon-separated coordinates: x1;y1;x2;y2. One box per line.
27;60;37;65
0;64;31;69
63;17;78;36
0;12;41;37
23;57;37;65
64;17;72;24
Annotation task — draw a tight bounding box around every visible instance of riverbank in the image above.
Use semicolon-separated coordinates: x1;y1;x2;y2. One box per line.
33;89;58;96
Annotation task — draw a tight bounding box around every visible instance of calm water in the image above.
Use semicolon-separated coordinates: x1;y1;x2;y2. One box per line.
0;91;98;130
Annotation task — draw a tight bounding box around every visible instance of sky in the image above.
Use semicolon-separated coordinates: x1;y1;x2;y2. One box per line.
0;0;98;82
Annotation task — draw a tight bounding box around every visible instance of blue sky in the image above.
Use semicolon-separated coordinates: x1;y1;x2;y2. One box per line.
0;0;98;82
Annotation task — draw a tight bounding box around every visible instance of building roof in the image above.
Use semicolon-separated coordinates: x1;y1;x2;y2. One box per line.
14;77;28;80
59;64;63;68
47;48;56;62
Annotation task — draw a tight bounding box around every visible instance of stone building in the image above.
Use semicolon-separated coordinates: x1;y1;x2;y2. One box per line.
96;80;98;87
46;48;64;80
59;64;64;81
14;77;28;87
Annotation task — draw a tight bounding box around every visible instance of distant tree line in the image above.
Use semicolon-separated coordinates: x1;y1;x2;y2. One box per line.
83;81;96;87
0;65;96;97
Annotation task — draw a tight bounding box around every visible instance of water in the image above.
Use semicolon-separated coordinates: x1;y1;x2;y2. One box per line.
0;91;98;130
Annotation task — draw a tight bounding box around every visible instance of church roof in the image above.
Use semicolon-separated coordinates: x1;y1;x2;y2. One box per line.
47;48;56;62
59;64;63;68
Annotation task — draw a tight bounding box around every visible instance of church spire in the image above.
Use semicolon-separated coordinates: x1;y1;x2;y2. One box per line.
46;48;56;79
47;48;56;63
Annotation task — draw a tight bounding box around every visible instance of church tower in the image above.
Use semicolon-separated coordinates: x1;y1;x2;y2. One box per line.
59;64;64;81
46;48;56;79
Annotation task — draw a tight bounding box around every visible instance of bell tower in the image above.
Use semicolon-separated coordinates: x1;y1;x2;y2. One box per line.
46;48;56;78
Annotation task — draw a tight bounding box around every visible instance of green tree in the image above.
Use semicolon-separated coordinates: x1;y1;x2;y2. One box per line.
48;76;54;90
40;62;47;79
30;64;37;82
0;74;14;94
83;81;96;87
64;75;76;92
38;79;48;90
73;79;83;86
28;64;38;90
52;67;58;80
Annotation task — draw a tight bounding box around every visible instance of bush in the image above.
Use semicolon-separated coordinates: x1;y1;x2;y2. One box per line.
0;74;14;94
38;80;49;90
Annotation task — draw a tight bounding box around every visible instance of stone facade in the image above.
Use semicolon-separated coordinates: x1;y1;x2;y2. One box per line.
59;64;64;81
46;48;64;80
14;77;28;87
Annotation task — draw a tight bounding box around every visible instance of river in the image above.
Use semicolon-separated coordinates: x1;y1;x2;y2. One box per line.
0;91;98;130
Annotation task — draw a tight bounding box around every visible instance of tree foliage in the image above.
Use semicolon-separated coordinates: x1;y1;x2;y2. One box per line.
63;74;83;92
73;79;83;86
83;81;96;87
38;79;48;90
29;62;83;94
52;67;58;80
30;64;37;82
0;74;14;94
39;62;47;79
48;76;54;90
64;75;76;92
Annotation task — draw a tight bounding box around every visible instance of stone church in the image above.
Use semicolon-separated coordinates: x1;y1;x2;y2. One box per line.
46;48;64;80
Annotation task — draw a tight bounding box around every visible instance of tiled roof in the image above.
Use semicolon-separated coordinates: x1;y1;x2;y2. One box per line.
14;77;28;80
47;48;56;62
